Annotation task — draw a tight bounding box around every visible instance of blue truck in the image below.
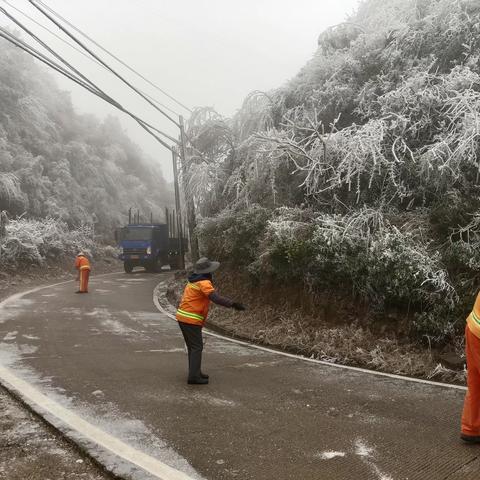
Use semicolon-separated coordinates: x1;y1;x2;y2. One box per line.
116;218;187;273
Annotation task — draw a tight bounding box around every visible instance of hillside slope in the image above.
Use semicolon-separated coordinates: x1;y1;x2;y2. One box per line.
185;0;480;344
0;37;172;236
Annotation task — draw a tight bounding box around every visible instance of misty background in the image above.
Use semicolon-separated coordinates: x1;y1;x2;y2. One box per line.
0;0;359;180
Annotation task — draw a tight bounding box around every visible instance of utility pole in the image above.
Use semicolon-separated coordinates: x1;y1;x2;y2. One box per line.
172;149;185;270
179;115;199;262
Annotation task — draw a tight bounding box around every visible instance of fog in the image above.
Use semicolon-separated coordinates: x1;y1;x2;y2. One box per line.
0;0;360;180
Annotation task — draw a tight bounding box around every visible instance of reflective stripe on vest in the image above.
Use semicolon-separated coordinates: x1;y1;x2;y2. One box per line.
176;308;204;322
80;265;90;270
472;310;480;326
187;282;201;291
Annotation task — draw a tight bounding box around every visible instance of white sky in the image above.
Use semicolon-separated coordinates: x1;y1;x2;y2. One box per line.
0;0;360;179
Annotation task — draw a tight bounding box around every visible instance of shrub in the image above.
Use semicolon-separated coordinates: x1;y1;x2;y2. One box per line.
248;207;316;282
197;205;270;266
0;217;95;268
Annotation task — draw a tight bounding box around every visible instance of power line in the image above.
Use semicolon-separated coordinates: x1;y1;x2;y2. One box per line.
0;0;182;117
29;0;180;128
0;7;179;143
32;0;191;122
36;0;192;114
1;0;102;67
0;6;179;144
0;6;112;102
0;26;176;151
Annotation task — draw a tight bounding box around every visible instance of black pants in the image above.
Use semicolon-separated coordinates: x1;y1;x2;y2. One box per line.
178;322;203;380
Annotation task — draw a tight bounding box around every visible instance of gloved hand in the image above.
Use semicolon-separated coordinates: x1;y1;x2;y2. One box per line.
232;302;246;311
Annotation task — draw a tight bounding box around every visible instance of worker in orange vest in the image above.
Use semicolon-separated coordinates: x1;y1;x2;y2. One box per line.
461;292;480;443
176;257;245;384
75;252;91;294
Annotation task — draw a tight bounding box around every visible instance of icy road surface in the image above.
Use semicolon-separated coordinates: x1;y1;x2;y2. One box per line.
0;271;477;480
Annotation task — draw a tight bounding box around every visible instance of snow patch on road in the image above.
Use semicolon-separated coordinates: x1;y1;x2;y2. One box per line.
191;392;237;408
0;298;35;323
62;307;83;316
134;348;185;354
3;331;18;341
355;439;375;457
354;438;392;480
101;318;137;336
317;451;346;460
84;308;152;341
22;334;40;340
207;338;267;358
234;360;284;369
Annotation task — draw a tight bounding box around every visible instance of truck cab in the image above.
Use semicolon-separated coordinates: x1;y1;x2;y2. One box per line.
116;223;185;273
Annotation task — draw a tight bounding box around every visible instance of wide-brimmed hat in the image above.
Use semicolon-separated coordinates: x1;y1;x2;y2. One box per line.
194;257;220;274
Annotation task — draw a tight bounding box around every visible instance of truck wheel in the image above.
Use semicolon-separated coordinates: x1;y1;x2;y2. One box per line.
124;262;133;273
169;255;182;270
153;256;163;273
145;262;158;273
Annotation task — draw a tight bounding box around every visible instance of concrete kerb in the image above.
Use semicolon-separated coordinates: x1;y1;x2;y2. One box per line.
154;280;467;392
0;272;195;480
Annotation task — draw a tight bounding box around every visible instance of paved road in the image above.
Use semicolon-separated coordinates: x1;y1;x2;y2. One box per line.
0;271;477;480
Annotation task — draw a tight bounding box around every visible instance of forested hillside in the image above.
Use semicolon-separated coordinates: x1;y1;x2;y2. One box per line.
0;35;171;265
185;0;480;344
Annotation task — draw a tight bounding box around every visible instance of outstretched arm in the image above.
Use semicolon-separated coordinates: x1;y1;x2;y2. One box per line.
209;292;245;310
209;292;233;307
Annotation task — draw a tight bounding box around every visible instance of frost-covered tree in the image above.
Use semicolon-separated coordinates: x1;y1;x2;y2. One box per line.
186;0;480;343
0;36;173;237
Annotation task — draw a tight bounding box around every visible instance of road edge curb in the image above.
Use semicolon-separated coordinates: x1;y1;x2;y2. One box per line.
154;280;467;392
0;273;196;480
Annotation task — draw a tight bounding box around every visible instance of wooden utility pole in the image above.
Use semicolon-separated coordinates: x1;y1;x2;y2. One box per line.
179;115;199;262
172;149;185;270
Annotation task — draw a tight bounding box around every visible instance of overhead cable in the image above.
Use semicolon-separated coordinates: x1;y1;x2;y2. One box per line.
0;0;182;117
0;27;176;151
0;5;113;102
36;0;192;114
0;0;104;69
0;7;178;144
29;0;182;128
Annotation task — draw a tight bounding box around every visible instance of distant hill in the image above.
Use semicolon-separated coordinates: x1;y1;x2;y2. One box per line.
0;36;172;237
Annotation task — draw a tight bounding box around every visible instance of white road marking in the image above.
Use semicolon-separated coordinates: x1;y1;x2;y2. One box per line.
0;365;193;480
153;282;467;391
0;273;196;480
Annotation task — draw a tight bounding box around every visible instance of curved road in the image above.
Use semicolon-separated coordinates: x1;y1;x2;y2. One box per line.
0;271;477;480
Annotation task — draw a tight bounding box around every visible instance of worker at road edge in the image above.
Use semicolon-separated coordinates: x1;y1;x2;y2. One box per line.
176;257;245;385
461;292;480;443
75;251;91;294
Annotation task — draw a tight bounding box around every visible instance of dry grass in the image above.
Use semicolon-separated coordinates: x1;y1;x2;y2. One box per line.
169;271;466;385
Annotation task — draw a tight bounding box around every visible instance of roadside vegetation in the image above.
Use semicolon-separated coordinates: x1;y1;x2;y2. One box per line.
181;0;480;371
0;36;173;265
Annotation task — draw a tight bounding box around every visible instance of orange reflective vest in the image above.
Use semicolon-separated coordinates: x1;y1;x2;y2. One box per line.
467;292;480;339
75;255;91;271
176;280;215;327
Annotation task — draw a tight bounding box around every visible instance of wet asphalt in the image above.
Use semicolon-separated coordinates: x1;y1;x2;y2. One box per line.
0;271;477;480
